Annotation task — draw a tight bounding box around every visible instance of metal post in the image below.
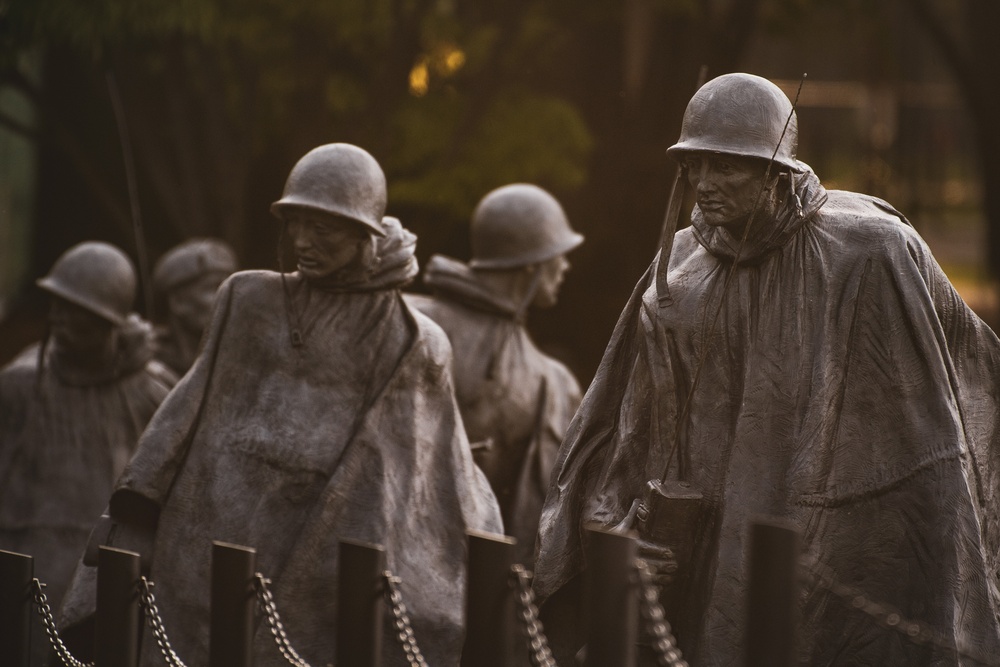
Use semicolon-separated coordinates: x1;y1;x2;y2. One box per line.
746;519;799;667
211;541;257;667
0;550;34;667
584;525;638;667
337;538;385;667
461;531;517;667
96;546;141;667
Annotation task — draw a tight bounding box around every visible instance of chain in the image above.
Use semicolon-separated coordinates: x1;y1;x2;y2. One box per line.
253;573;315;667
30;579;94;667
138;577;189;667
634;560;688;667
801;553;998;665
383;571;429;667
511;565;557;667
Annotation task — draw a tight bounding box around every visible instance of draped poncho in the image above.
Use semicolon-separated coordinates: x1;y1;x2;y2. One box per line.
0;317;174;661
407;256;581;563
61;219;502;666
534;167;1000;666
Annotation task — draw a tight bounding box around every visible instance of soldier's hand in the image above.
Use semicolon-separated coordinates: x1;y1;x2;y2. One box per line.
636;539;679;588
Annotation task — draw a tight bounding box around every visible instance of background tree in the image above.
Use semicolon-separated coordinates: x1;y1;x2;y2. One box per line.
0;0;984;381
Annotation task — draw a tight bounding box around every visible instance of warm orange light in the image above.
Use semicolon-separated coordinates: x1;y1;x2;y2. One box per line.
409;59;429;97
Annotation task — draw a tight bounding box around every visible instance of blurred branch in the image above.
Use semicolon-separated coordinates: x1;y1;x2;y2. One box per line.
0;108;36;139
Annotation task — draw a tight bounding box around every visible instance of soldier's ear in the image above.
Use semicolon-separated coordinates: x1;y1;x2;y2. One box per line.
764;168;786;191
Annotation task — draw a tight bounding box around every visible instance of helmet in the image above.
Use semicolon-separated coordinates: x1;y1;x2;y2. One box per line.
666;73;802;171
270;143;387;236
469;184;583;269
37;242;137;325
153;238;237;294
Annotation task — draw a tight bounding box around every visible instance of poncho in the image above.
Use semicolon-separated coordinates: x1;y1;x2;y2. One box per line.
407;256;582;562
62;218;502;667
0;316;174;660
534;166;1000;666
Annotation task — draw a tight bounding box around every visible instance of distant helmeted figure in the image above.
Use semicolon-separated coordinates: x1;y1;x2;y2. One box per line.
0;242;175;662
407;183;583;562
152;238;237;376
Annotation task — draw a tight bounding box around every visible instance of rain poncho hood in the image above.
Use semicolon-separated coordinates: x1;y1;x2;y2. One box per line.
535;167;1000;665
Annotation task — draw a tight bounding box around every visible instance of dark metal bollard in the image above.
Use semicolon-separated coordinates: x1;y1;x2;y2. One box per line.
461;531;517;667
211;541;257;667
746;519;800;667
584;524;638;667
96;546;142;667
337;538;385;667
0;550;34;667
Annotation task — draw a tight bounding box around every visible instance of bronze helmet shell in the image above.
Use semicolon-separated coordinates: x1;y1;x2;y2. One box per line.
153;238;237;294
270;143;388;236
37;242;137;325
667;73;803;171
469;184;583;270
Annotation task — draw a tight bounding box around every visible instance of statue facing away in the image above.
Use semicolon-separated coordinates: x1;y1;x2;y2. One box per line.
152;237;237;376
0;242;175;663
59;143;502;667
406;183;584;563
534;73;1000;666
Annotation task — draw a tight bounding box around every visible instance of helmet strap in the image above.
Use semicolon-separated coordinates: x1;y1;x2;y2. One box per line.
277;223;305;347
514;265;543;324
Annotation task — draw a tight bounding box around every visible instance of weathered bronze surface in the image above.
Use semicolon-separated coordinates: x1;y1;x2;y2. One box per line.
0;242;176;662
407;184;583;563
535;74;1000;666
152;238;237;376
59;145;503;667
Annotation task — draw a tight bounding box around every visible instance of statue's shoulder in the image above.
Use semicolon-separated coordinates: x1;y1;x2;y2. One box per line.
403;297;454;364
817;190;922;254
217;270;287;305
0;343;40;384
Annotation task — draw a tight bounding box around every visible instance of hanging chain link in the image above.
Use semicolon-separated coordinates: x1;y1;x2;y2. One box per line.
634;560;688;667
253;573;315;667
30;579;94;667
511;565;557;667
800;553;998;665
383;571;429;667
138;577;188;667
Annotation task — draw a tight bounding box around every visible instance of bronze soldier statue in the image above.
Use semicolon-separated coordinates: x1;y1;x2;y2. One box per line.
0;242;175;663
406;183;583;562
534;73;1000;665
152;238;237;376
60;143;502;666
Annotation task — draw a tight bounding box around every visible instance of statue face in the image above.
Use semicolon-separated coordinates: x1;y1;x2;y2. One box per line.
533;254;570;308
48;296;114;358
683;153;773;233
285;210;370;280
168;272;227;334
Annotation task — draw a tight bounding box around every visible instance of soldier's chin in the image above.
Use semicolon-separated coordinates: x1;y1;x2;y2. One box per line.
296;262;329;280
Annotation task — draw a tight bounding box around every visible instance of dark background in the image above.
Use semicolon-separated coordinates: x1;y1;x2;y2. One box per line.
1;0;997;385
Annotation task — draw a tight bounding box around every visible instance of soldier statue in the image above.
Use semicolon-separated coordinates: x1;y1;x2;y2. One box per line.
407;183;583;562
152;238;237;376
534;73;1000;666
0;242;175;663
60;144;502;666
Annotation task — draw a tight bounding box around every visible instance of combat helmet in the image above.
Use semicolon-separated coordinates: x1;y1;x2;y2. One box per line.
271;143;388;237
469;184;584;270
37;242;137;326
153;238;237;294
667;73;803;171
